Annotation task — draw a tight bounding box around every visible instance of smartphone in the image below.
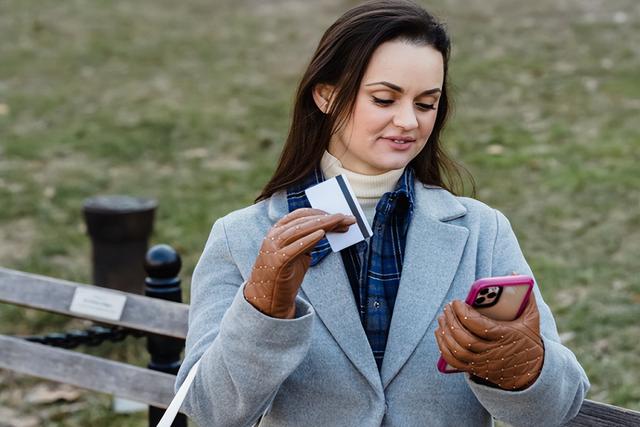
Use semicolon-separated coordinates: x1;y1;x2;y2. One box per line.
437;275;534;374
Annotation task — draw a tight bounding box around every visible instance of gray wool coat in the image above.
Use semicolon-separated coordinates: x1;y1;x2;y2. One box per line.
175;181;590;427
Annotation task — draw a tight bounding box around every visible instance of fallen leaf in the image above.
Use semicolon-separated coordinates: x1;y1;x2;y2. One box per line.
594;338;609;353
601;58;614;70
25;384;81;405
612;280;626;291
613;11;628;24
43;186;56;199
559;331;576;343
7;183;24;193
0;405;39;427
583;78;599;93
37;402;88;422
182;147;209;159
486;144;504;155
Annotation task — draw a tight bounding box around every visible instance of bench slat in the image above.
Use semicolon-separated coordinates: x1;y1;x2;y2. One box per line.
0;267;188;339
0;335;177;408
565;399;640;426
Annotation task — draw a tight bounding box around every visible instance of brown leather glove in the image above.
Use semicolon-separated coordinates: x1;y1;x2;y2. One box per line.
435;296;544;390
244;208;355;319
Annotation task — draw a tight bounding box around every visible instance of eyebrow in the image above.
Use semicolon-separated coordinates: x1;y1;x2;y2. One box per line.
364;81;441;96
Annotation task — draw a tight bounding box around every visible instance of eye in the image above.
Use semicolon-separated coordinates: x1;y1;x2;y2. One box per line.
372;96;436;112
416;102;436;111
371;96;393;106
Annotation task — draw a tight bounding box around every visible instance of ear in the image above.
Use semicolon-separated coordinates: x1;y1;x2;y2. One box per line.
312;83;336;114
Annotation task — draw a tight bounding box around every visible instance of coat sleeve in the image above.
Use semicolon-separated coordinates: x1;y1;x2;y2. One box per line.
174;217;315;427
465;209;590;427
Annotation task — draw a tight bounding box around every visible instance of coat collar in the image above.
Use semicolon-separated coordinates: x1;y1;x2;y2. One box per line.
268;181;467;224
266;181;469;391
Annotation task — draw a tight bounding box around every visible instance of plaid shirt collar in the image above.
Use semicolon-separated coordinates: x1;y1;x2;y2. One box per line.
286;167;415;266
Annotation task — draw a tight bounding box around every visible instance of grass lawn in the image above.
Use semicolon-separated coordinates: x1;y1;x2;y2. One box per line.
1;0;639;425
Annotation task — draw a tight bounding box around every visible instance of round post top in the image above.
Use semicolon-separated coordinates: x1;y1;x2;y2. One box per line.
145;244;182;279
83;195;157;214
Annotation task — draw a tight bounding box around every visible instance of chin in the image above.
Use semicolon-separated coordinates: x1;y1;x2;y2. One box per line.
372;160;410;173
380;155;414;169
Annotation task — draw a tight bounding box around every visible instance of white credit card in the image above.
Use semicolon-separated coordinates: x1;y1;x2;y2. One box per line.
305;174;373;252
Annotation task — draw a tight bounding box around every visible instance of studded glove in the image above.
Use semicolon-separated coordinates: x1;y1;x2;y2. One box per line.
435;296;544;390
244;208;355;319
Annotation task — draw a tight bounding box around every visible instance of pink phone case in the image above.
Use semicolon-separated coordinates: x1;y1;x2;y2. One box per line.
437;275;534;374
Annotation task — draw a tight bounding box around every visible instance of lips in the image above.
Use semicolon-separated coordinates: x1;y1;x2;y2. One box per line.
381;137;415;151
381;136;416;144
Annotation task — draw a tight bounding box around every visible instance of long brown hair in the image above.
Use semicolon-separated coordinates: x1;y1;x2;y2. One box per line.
256;0;474;202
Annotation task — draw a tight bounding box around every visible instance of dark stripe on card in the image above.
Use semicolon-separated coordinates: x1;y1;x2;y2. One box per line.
336;175;371;238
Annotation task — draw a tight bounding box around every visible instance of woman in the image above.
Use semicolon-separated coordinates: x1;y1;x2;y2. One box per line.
176;1;589;426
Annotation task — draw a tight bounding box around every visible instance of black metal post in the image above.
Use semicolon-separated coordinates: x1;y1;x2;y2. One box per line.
83;195;157;294
144;244;187;427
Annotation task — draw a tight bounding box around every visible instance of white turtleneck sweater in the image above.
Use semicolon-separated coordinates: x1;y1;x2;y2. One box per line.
320;150;405;227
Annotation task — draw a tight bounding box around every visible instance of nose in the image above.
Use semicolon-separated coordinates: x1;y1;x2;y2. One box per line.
392;102;419;131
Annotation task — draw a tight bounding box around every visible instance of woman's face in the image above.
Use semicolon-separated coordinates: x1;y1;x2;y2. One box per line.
322;40;444;175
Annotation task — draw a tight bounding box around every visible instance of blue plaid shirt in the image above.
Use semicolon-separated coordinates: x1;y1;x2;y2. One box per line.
286;167;415;370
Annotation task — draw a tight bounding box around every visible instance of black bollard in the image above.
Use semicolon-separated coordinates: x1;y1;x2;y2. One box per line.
83;195;157;294
144;244;187;427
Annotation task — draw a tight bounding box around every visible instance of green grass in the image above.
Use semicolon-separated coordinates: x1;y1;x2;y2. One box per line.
1;0;639;424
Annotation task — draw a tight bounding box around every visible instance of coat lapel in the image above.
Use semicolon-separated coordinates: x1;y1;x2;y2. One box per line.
301;253;383;393
267;192;383;394
380;185;469;388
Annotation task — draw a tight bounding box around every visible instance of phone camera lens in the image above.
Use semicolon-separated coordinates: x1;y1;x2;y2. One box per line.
475;297;486;304
479;288;488;295
487;292;497;298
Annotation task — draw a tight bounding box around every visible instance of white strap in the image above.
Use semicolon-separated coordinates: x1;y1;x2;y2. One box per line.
156;358;272;427
156;358;201;427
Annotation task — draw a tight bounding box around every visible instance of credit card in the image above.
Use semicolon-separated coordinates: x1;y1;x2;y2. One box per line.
305;174;372;252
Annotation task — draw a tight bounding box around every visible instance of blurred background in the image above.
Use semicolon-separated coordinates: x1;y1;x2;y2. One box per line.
1;0;638;425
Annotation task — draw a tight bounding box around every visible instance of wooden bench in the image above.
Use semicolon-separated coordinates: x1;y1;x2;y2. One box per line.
1;266;639;426
0;266;189;423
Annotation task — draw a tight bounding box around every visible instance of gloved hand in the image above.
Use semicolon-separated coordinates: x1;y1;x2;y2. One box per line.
435;296;544;390
244;208;355;319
